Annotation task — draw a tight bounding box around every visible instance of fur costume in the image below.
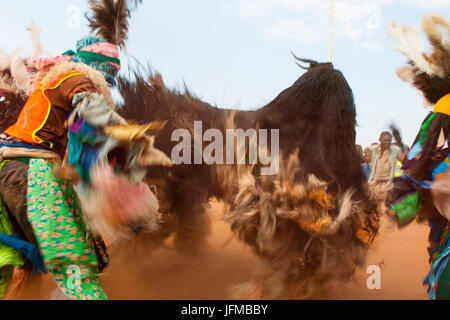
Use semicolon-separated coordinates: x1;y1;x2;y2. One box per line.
387;14;449;300
118;59;379;299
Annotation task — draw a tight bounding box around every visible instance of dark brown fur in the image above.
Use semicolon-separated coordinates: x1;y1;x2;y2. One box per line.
119;62;370;202
0;90;25;133
413;72;450;104
0;53;379;298
117;60;379;297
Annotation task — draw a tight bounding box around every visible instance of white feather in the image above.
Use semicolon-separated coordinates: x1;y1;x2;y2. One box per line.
388;20;435;76
27;20;42;64
0;46;11;71
10;50;32;95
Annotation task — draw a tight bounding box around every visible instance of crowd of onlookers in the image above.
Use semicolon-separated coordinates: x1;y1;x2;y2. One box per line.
356;143;376;181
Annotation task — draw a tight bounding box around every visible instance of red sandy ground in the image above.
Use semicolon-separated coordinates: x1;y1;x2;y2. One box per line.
7;202;430;300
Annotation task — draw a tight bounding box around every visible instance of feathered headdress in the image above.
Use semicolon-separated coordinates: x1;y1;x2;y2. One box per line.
389;14;449;81
86;0;142;49
32;0;142;85
0;21;42;97
388;15;449;182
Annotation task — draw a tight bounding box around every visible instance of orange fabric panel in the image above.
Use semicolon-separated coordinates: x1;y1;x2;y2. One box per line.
5;89;47;144
5;72;82;147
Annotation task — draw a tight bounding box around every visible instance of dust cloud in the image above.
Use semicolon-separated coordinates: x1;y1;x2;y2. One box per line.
7;201;430;300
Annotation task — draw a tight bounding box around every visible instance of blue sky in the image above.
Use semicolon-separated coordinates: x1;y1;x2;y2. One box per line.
1;0;449;148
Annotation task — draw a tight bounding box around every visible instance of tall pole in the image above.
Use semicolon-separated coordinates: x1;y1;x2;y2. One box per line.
329;0;334;63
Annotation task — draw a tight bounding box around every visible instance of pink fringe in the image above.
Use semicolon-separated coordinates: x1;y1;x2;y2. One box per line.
84;165;160;237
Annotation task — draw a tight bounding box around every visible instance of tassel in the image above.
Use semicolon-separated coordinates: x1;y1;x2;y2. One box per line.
0;234;46;275
77;164;161;239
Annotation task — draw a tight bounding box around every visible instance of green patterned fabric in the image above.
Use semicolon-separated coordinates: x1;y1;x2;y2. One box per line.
27;158;107;300
0;160;24;299
418;113;437;145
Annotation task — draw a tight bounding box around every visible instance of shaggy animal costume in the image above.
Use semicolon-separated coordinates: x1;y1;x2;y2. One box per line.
387;14;449;300
118;59;379;299
0;0;169;300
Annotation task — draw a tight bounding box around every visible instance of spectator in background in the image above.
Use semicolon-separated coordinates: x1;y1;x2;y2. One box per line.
356;145;371;180
364;147;372;164
368;132;403;204
362;147;372;180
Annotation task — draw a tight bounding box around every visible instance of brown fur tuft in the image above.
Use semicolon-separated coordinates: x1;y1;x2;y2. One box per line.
87;0;141;48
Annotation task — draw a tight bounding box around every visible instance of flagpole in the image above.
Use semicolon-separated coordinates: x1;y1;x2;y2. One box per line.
329;0;334;63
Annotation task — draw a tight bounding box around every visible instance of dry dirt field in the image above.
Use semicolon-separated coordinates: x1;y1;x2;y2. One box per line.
7;201;431;300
